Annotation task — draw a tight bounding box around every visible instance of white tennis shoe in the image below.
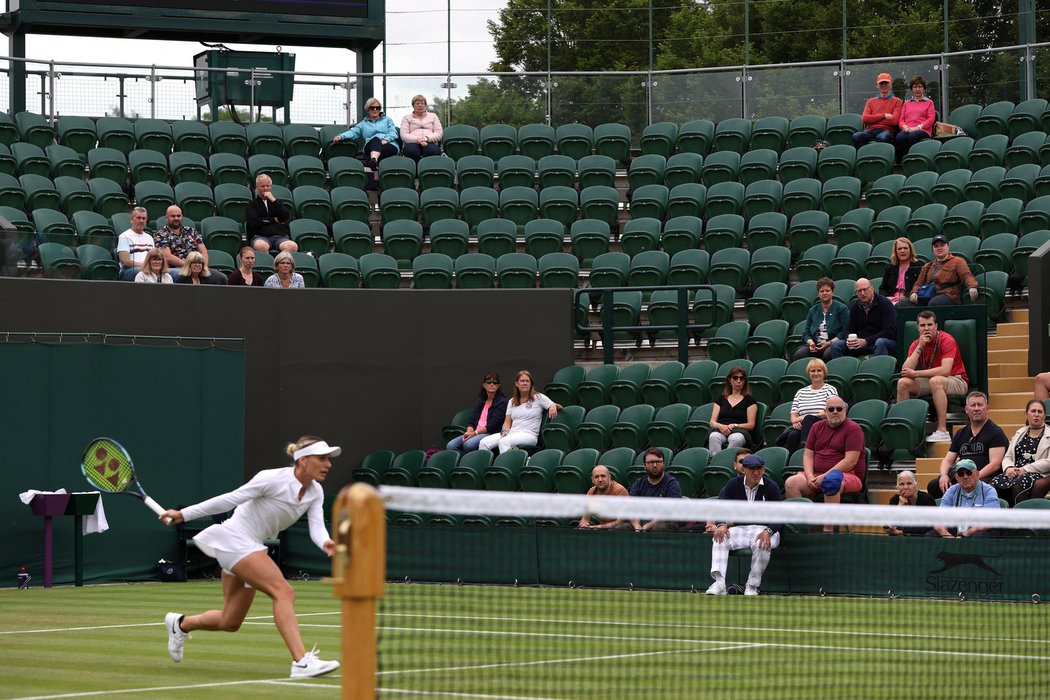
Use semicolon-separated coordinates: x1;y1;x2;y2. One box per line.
705;580;727;595
165;612;189;662
290;645;340;679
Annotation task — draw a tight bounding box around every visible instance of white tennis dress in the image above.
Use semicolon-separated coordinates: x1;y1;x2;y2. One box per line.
181;467;331;573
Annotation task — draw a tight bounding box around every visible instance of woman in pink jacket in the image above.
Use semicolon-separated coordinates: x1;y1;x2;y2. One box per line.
894;75;935;162
400;94;444;161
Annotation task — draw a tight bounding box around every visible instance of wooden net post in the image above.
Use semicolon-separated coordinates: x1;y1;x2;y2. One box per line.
329;482;385;700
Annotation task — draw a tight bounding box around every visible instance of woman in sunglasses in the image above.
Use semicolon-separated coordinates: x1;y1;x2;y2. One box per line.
446;371;508;454
331;96;400;172
708;366;758;456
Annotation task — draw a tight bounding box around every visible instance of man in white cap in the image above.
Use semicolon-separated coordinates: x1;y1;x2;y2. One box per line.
706;453;782;596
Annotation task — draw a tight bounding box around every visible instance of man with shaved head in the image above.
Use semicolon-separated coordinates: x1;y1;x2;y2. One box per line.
578;464;629;529
828;277;897;359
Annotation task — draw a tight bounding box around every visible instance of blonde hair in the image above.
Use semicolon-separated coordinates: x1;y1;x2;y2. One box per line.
806;358;828;375
144;248;169;275
180;251;209;279
286;435;324;460
890;237;915;266
364;97;382;113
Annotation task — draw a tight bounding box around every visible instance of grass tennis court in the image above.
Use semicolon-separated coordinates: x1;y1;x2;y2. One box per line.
2;580;1048;699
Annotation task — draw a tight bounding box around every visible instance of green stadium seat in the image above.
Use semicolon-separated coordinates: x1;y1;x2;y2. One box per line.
133;119;173;154
538;251;580;289
95;116;135;155
666;183;706;219
664;152;703;188
536;154;576;190
45;144;84;180
34;207;76;247
0;172;23;210
54;176;95;217
739;148;778;186
969;134;1008;171
964;166;1006;208
569;217;611;266
419;186;459;226
287;155;327;189
935;137;974;174
332;219;374;258
543;365;587;408
454;155;495;190
171;121;210;157
441;124;480;161
833;208;875;246
577;384;620;440
415;450;458;490
906;203;948;241
748;357;788;407
981;197;1023;237
12;141;50;177
941;200;984;241
15;111;54;149
480;124;518;161
746;319;789;364
627;249;669;287
411;251;454;290
973;232;1017;276
514;123;554;161
781;280;819;327
381;219;424;267
38;241;80;278
0;205;32;234
743;179;783;219
1004;132;1046;170
705;181;744;218
324;158;365;194
851;356;898;402
289;218;331;256
539;185;578;228
831;241;872;280
1000;163;1040;203
640;361;685;410
552;448;601;494
282;123;321;158
666;248;709;286
377;155;416;190
20;174;60;211
704;213;744;254
901;138;941;176
745;211;787;250
87;177;129;218
712;118;752;154
318;251;360;288
415;156;455;191
706;320;750;366
628;154;667;190
750;116;789;152
647;402;692;450
209;153;250;187
777;146;817;184
0;112;16;147
700;150;740;186
795;242;836;282
55;116;97;158
245;122;284;158
897;170;938;210
609;364;652;409
589;251;630;289
166;151;207;185
523;218;565;259
379;187;419;224
200;216;244;257
787;115;827;149
476;217;517;258
930;168;972;208
579;186;620;232
209;183;250;223
629;184;668;221
683;404;717;449
495;155;535;189
286;251;318;287
661;214;702;256
746;281;788;326
820;176;861;224
593;122;632;164
454;252;496;289
574;154;614;190
248;154;288;186
1020;195;1050;235
330;186;372;224
676;119;715;156
1007;98;1047;139
76;243;119;280
609;403;657;451
0;143;13;177
816;144;857;181
692;284;736;333
787;210;830;259
174;181;215;221
975;100;1014;138
496;251;537;288
673;361;717;407
516;448;563;493
939;104;980;141
824;113;862;146
359;252;401;289
854;142;895;184
782;178;821;220
881;399;929;460
639;121;677;158
749;246;791;287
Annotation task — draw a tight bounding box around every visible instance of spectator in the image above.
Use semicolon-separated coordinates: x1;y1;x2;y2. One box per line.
784;396;866;525
332;96;400;187
1033;374;1050;400
399;95;443;162
926;391;1007;498
990;399;1050;505
116;206;154;281
879;237;922;306
793;277;850;361
446;371;508;454
897;310;970;443
903;234;978;307
578;465;629;529
134;248;173;284
778;359;838;454
828;278;897;359
732;447;753;475
228;246;265;287
265;251;305;289
708;366;758;456
852;72;902;148
246;174;298;254
478;370;561;454
628;447;682;532
928;459;1000;538
894;75;935;162
155;205;221;281
174;251;225;284
706;454;782;596
884;470;936;536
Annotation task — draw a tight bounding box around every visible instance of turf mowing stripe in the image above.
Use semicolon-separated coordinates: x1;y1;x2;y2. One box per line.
10;676;342;700
0;612;339;635
377;687;567;699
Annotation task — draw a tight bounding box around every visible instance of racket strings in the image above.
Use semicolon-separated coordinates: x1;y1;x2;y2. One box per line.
83;440;134;492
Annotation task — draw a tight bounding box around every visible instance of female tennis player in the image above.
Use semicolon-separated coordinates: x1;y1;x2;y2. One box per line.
159;436;341;678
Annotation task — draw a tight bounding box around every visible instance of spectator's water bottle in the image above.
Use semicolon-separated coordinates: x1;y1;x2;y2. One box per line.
17;567;30;589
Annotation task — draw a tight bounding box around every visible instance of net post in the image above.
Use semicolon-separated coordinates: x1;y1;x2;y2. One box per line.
330;482;385;700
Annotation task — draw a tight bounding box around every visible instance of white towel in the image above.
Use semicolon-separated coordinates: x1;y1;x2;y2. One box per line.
18;488;67;504
18;489;109;534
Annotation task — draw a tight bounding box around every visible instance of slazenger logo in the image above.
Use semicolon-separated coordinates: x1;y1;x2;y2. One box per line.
925;551;1004;596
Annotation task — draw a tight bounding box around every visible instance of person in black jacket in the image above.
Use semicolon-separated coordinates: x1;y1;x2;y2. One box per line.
706;454;782;596
446;371;508;454
246;174;298;254
878;236;921;305
827;278;897;359
884;470;936;536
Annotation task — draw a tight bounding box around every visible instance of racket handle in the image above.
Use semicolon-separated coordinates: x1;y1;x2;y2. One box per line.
144;497;173;525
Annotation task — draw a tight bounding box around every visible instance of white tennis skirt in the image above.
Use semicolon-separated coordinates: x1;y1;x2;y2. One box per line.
192;523;267;576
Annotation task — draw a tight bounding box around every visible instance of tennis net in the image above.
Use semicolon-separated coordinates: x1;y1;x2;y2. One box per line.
372;485;1050;699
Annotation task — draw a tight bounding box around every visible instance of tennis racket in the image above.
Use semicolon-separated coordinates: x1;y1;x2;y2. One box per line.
81;437;170;522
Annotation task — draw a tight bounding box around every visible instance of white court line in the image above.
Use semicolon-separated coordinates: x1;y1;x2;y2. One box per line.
0;611;339;636
11;676;340;700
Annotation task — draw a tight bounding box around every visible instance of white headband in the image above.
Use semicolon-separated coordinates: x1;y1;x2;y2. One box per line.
294;440;342;461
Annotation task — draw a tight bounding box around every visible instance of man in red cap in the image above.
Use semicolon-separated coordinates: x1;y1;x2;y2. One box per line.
852;72;902;148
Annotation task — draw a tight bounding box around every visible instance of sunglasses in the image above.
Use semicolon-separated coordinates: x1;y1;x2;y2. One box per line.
484;380;500;385
730;375;745;380
368;105;382;110
826;406;845;413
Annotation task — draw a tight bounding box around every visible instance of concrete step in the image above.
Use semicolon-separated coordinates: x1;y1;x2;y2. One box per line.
989;408;1024;424
988;335;1025;351
870;488;896;505
994;392;1039;410
1009;308;1029;323
850;525;886;535
988;348;1029;365
915;457;942;478
988;363;1030;378
988;376;1035;393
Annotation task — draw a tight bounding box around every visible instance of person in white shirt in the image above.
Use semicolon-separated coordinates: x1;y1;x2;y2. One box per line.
478;370;561;454
133;248;173;283
116;207;154;281
159;436;341;679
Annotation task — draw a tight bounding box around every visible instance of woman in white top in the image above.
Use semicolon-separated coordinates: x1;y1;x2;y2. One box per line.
134;248;173;283
159;436;341;679
478;370;561;454
265;250;306;288
779;359;838;454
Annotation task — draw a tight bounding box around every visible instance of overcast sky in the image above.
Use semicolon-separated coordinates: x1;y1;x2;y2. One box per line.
17;0;503;121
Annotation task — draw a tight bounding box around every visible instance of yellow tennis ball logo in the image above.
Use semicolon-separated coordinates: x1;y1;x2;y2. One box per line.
93;446;127;489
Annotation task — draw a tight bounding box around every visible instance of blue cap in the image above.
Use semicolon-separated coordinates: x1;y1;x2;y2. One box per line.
741;454;765;469
821;470;845;495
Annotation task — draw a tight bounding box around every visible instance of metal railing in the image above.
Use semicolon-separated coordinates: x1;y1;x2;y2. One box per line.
0;41;1045;134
